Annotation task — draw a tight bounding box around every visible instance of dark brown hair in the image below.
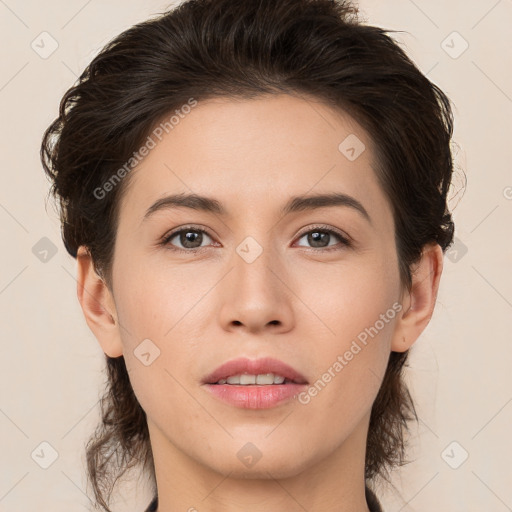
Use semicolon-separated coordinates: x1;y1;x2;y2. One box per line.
41;0;456;509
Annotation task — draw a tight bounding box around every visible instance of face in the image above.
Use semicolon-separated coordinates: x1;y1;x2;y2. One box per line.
108;94;404;479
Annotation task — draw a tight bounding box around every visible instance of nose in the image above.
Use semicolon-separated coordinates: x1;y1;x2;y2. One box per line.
217;238;294;335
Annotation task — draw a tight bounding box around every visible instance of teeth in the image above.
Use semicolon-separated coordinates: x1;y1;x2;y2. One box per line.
240;374;256;385
217;373;287;385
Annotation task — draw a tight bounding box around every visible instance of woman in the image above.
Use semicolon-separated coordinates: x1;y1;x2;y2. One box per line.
41;0;455;510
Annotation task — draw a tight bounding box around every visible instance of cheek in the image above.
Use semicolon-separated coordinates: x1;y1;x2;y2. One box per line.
295;252;400;398
112;255;188;342
295;288;398;449
297;247;400;336
111;255;211;400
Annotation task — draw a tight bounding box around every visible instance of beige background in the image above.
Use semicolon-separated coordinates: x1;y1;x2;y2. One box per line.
1;0;511;511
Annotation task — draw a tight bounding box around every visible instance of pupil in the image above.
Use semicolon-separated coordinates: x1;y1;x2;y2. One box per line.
309;231;328;248
182;230;201;248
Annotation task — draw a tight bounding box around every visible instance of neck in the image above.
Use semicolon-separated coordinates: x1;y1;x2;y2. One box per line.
147;412;372;512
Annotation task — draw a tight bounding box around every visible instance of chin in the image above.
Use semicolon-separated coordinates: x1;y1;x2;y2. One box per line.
201;448;314;480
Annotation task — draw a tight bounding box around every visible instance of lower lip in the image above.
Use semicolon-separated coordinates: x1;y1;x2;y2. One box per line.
203;383;308;409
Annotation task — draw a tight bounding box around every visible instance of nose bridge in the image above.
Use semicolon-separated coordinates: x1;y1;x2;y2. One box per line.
227;199;278;275
215;227;293;330
232;232;280;292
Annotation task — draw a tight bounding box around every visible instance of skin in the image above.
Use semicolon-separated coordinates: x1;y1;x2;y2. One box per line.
76;94;443;512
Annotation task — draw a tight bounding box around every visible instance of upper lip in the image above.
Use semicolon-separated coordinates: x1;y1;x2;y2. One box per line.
202;357;308;384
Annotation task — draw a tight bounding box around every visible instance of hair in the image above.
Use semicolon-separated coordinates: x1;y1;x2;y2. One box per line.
41;0;457;510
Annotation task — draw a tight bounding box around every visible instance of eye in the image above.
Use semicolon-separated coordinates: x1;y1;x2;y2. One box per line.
295;225;352;251
161;226;214;252
161;224;352;253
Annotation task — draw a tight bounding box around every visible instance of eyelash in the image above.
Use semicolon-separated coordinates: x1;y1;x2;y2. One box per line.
160;224;352;254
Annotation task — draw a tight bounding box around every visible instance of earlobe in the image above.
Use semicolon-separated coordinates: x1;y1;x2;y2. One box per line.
76;246;123;358
391;242;444;353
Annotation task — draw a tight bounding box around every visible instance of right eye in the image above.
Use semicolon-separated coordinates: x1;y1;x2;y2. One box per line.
161;226;216;252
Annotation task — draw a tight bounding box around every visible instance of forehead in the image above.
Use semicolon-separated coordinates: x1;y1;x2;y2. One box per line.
117;94;390;225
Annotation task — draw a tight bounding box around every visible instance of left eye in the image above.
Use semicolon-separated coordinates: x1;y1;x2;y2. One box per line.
295;227;350;250
162;226;351;252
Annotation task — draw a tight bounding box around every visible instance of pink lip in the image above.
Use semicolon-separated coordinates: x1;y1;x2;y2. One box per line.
201;357;308;410
203;382;308;409
201;357;308;385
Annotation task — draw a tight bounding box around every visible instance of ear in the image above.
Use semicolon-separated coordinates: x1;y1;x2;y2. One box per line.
391;242;444;352
76;246;123;358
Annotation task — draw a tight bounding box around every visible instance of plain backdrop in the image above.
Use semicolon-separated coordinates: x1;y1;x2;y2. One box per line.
0;1;511;511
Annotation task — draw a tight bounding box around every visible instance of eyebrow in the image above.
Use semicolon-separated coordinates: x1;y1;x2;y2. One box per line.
142;192;372;224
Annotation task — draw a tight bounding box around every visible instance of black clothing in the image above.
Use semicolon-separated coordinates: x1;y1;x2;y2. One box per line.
365;485;384;512
144;495;157;512
144;486;383;511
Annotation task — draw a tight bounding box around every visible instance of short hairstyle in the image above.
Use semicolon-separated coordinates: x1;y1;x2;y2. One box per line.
41;0;456;509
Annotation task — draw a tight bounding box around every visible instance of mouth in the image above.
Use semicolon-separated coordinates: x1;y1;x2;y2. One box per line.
202;357;309;386
201;357;309;409
211;374;300;385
